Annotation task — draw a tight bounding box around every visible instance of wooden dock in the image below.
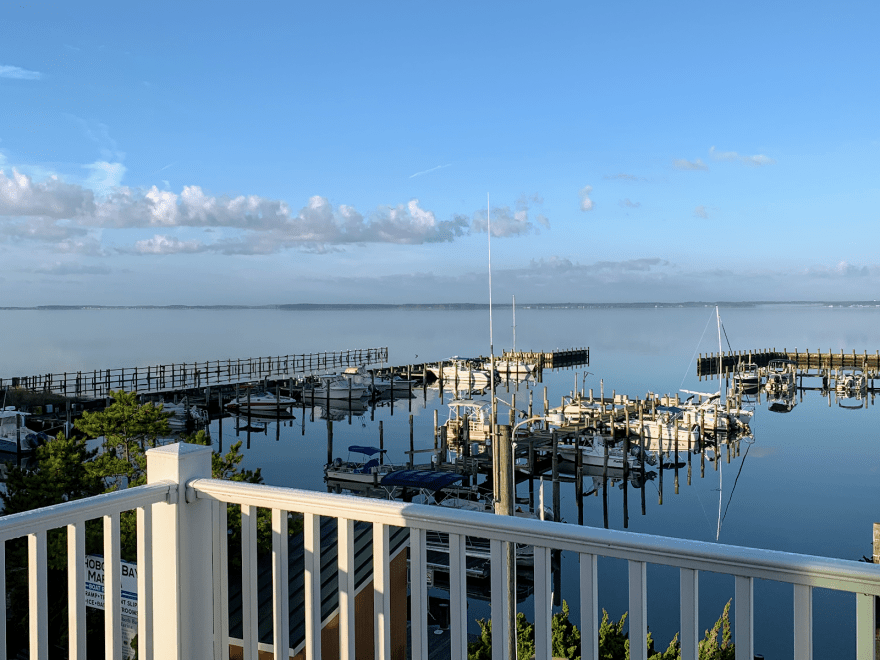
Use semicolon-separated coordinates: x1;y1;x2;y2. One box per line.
697;348;880;378
1;347;388;398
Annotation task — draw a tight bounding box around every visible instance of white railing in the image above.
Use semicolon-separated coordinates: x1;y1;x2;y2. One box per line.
2;442;879;660
0;480;174;660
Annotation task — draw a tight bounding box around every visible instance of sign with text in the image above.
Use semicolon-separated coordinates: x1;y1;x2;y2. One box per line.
85;554;138;660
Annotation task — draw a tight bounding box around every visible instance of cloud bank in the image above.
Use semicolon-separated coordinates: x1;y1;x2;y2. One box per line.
673;158;709;171
0;169;543;255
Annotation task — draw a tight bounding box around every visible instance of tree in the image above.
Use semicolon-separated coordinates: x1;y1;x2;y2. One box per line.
75;390;172;490
467;600;734;660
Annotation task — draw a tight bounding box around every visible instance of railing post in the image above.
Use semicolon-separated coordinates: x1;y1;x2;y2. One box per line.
146;443;213;660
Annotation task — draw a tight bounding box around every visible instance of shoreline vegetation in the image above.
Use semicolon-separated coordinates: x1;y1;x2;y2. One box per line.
1;301;879;311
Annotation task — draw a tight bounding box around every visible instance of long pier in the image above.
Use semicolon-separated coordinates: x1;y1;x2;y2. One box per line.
1;347;388;398
697;348;880;378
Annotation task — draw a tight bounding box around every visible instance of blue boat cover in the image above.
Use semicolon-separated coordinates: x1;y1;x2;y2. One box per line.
380;470;464;491
656;405;685;416
347;445;387;456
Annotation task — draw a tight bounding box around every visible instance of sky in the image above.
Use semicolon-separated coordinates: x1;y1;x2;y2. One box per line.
1;1;879;305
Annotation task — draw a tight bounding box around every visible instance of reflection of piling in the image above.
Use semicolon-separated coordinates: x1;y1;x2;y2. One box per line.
551;431;560;524
379;421;384;464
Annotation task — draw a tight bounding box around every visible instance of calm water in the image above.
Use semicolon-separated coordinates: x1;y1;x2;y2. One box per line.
3;305;880;658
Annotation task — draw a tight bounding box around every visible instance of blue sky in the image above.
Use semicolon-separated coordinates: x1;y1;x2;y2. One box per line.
1;1;878;305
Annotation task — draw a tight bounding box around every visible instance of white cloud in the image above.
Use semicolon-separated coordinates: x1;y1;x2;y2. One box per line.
619;199;641;208
579;185;594;212
0;168;95;218
603;173;643;181
469;194;549;237
709;146;776;167
694;205;709;219
84;161;126;195
0;169;543;255
133;235;204;255
0;65;42;80
673;158;709;171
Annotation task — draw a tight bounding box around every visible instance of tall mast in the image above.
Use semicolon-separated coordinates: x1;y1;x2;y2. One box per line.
715;304;723;541
487;195;498;508
512;294;516;354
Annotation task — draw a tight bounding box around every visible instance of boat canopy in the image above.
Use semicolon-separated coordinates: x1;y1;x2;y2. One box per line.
380;470;464;491
655;405;685;417
347;445;386;456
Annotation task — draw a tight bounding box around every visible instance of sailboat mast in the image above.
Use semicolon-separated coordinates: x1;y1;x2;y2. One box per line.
487;195;498;506
716;304;723;541
512;294;516;354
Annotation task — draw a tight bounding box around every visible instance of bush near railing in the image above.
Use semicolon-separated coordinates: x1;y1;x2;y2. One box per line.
467;599;735;660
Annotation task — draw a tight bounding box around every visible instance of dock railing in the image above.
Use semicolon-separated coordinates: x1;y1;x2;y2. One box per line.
0;347;388;397
2;442;878;660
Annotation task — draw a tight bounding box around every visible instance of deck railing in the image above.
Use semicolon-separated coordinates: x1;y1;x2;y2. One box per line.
1;442;878;660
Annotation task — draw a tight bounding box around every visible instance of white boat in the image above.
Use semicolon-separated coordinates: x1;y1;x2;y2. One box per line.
764;359;797;390
835;370;867;396
297;375;371;400
443;398;493;445
342;366;417;396
678;391;753;432
0;408;47;453
635;406;701;447
225;390;297;412
557;434;657;471
732;362;761;389
324;445;401;487
428;360;493;388
160;400;208;430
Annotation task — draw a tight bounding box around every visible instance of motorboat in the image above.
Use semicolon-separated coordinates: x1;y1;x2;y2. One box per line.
443;399;493;446
342;366;418;397
556;434;657;471
225;389;297;412
677;391;753;433
324;445;402;488
635;405;701;448
427;360;493;388
732;362;761;390
835;369;867;396
0;408;49;454
764;359;797;390
160;400;208;430
296;375;371;401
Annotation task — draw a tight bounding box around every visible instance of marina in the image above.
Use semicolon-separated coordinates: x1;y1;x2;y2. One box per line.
1;304;879;659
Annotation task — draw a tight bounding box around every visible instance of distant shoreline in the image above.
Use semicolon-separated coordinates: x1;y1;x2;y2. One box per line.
1;301;878;311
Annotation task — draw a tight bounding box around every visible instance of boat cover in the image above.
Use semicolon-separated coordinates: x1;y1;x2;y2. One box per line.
347;445;386;456
380;470;464;491
655;405;685;417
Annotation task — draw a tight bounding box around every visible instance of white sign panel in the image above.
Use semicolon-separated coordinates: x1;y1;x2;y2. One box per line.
85;555;138;660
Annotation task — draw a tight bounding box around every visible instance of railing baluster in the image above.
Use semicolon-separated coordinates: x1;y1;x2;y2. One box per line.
793;583;813;659
272;509;290;660
241;504;258;660
212;501;229;660
855;593;877;660
0;541;5;660
338;518;356;660
104;513;122;660
680;568;699;660
449;533;467;660
534;546;552;660
628;560;647;660
580;552;599;660
373;522;391;660
68;521;87;660
410;527;428;660
137;506;154;660
303;512;322;660
490;539;510;660
28;530;48;660
735;575;754;660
